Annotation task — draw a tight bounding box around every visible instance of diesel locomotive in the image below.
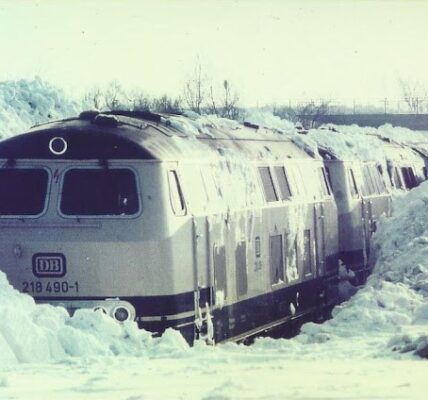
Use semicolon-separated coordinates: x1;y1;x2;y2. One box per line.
0;111;424;344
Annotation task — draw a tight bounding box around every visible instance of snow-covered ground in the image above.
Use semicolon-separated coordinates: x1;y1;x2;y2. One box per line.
0;79;427;399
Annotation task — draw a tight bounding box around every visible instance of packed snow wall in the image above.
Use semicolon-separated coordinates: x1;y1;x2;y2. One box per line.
0;78;81;138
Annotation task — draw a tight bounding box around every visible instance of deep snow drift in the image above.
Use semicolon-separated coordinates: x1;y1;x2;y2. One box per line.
0;78;80;138
0;272;190;364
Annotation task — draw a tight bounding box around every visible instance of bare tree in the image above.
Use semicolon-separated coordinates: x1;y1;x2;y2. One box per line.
128;89;152;111
296;100;331;128
220;80;240;119
83;87;105;110
208;85;218;116
272;104;298;122
399;78;427;114
206;79;241;119
183;60;207;114
152;95;183;114
104;81;127;110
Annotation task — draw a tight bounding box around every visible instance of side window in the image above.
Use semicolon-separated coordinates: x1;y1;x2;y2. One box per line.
303;230;312;276
319;168;331;196
347;168;358;197
269;235;284;285
369;166;382;194
168;170;186;215
235;242;248;297
258;167;278;202
374;167;386;193
392;167;403;189
324;167;333;192
214;245;227;300
274;166;292;200
401;167;417;189
363;165;375;195
408;168;417;187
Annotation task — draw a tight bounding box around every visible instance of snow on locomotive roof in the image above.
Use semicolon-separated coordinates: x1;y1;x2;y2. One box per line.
306;125;426;165
0;110;314;162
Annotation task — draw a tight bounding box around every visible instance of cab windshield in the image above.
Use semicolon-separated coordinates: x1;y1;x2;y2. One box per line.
60;168;139;216
0;168;48;216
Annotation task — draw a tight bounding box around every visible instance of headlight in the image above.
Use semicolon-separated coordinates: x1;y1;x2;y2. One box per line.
113;306;130;322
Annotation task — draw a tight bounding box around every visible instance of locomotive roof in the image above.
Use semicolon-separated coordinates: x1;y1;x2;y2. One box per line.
0;110;314;162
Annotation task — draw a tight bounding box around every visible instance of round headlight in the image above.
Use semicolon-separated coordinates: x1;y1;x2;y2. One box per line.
49;137;68;155
113;306;130;322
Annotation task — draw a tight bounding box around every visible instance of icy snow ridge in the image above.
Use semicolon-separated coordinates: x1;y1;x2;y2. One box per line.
255;181;428;359
0;272;190;364
0;78;80;138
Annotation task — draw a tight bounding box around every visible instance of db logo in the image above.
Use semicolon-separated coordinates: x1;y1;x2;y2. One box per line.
32;253;66;278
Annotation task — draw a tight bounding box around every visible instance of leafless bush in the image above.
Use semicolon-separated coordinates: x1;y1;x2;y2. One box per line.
183;60;241;119
296;100;331;128
183;60;206;114
104;81;128;110
83;86;105;110
152;95;183;113
399;78;428;114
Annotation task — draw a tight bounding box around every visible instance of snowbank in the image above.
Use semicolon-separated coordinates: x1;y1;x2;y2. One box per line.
0;271;190;364
253;181;428;359
0;78;81;138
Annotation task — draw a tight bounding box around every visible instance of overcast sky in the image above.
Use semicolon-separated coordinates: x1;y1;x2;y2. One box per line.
1;0;428;106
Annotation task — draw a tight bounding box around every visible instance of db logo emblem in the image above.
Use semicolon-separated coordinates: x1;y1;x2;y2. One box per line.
32;253;66;278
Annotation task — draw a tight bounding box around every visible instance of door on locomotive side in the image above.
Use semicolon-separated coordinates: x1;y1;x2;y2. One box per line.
313;166;332;278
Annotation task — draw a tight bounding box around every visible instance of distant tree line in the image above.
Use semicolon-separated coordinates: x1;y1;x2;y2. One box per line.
83;60;241;120
83;68;428;129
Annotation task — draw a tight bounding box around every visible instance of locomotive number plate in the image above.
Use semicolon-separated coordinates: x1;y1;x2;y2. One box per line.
32;253;66;278
22;280;79;294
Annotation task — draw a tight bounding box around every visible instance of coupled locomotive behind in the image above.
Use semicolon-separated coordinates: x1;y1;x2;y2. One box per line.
317;133;426;283
0;111;343;343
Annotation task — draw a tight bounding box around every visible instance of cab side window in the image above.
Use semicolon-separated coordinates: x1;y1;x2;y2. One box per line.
168;170;186;215
347;168;358;197
259;167;278;202
274;166;292;200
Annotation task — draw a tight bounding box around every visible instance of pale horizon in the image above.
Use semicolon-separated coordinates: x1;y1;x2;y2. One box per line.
1;0;428;107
